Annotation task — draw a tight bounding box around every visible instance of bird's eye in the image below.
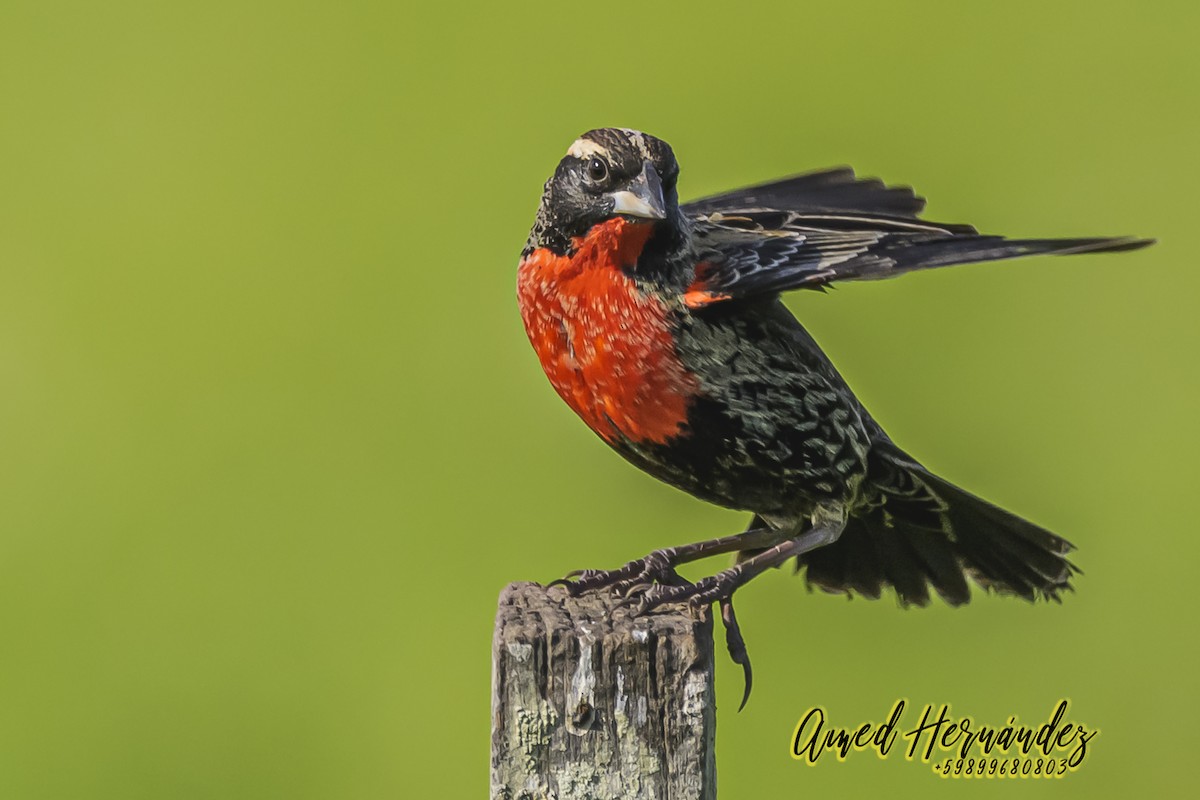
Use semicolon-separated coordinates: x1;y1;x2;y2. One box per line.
585;157;609;183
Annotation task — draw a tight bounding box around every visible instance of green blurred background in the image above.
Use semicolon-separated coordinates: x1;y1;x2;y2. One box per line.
1;1;1195;797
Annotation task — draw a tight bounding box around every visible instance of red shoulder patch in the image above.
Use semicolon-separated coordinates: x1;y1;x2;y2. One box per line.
682;261;732;308
683;289;732;308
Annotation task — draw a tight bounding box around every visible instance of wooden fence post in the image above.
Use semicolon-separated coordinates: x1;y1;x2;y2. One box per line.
490;582;718;799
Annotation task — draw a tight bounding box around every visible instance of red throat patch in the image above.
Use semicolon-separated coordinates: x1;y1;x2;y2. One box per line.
517;217;699;445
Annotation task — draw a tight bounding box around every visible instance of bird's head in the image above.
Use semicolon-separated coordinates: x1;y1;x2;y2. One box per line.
524;128;683;256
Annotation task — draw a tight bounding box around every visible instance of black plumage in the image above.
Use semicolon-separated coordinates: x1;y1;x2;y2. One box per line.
521;128;1152;614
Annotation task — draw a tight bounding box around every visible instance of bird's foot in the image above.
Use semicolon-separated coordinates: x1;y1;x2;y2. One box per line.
546;525;787;598
617;563;746;614
616;513;845;614
547;549;689;597
609;576;755;709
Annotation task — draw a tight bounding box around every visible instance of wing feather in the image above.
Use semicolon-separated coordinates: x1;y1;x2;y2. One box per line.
682;167;930;218
682;207;1151;308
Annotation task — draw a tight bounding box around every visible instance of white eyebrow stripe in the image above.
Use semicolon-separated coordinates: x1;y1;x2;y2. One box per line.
619;128;653;160
566;138;610;159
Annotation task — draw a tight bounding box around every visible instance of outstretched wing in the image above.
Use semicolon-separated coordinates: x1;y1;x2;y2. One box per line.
680;178;1152;309
682;166;931;219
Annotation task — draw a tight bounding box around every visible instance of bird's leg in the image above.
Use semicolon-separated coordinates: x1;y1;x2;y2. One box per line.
626;505;848;613
548;523;786;597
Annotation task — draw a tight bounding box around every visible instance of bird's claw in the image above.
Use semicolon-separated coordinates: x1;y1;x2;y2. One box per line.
545;576;581;594
628;572;731;613
613;589;648;616
720;597;753;711
616;575;720;614
546;568;611;595
548;550;688;597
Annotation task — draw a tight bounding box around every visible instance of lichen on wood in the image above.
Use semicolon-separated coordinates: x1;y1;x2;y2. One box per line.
491;582;717;800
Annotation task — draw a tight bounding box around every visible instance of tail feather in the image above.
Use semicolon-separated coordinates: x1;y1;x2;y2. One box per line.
919;471;1076;600
959;536;1045;601
801;516;965;607
803;521;888;600
864;520;933;606
899;525;972;606
787;469;1076;607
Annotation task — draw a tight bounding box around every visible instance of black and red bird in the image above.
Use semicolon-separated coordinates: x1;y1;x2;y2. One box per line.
516;128;1150;695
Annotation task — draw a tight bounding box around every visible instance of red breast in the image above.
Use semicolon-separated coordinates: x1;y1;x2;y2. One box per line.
516;217;699;445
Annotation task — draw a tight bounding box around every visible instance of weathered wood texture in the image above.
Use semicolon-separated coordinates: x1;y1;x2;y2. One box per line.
491;582;717;800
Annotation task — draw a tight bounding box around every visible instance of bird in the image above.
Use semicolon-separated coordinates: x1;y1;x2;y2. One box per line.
516;127;1151;705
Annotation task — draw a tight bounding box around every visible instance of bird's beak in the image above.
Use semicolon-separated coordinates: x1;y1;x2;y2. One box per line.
609;162;667;220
